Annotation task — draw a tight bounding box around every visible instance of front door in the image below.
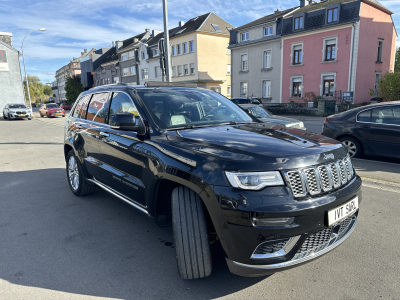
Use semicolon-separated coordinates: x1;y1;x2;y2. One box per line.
98;91;145;205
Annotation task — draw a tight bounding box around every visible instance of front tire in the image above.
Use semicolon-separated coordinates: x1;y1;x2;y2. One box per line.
340;137;362;158
172;186;212;280
3;112;7;119
66;150;96;196
8;113;11;120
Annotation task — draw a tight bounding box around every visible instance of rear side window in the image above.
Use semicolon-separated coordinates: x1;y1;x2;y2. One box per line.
108;92;139;124
372;107;398;125
72;94;91;119
357;110;371;122
86;93;110;123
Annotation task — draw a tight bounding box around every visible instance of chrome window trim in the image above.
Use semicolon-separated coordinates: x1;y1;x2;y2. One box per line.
251;236;301;260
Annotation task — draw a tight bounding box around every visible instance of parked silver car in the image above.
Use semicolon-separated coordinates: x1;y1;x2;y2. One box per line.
3;103;32;120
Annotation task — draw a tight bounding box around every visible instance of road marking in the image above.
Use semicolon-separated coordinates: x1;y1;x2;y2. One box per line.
34;119;64;127
361;177;400;194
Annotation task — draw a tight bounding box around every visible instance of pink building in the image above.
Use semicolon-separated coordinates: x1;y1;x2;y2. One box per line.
280;0;396;104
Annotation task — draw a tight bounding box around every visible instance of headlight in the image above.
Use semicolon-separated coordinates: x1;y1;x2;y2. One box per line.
225;171;284;190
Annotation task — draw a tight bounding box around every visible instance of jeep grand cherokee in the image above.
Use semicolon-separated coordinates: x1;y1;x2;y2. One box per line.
64;83;362;279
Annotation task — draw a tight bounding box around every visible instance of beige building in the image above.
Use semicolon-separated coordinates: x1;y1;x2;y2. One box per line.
168;13;233;98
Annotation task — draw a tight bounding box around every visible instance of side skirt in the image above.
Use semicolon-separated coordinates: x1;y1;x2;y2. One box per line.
87;177;151;217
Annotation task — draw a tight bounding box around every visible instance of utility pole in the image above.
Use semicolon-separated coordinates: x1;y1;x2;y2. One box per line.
162;0;172;82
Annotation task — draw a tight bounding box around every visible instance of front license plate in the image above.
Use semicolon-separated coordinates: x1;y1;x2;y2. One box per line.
19;114;25;117
56;113;61;115
328;197;359;226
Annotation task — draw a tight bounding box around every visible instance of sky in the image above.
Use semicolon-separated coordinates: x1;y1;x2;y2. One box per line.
0;0;399;84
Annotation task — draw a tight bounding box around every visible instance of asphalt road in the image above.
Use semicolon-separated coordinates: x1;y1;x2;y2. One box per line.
0;117;399;300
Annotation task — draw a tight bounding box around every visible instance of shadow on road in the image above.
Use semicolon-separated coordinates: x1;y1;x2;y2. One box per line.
0;168;265;299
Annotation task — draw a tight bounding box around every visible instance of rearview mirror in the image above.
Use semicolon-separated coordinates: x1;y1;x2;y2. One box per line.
110;113;145;134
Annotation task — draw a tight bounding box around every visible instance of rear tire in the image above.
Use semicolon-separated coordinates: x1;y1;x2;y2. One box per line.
40;113;43;117
339;136;362;158
172;186;212;280
66;150;96;196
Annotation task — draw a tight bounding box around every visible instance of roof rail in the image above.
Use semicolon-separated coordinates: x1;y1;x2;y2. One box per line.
144;81;198;88
89;82;128;90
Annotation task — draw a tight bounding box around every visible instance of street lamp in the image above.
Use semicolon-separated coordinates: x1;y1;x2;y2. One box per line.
21;28;46;115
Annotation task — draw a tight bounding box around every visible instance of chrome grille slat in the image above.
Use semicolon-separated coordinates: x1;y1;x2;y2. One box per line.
285;157;355;198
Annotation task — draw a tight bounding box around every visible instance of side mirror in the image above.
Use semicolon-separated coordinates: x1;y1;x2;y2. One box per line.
110;113;145;134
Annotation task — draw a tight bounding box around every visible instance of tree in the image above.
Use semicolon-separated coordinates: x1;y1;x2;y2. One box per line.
394;47;400;73
43;85;52;96
23;75;45;102
368;71;400;101
65;75;83;104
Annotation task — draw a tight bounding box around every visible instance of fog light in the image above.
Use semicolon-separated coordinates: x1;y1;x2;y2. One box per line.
252;216;294;227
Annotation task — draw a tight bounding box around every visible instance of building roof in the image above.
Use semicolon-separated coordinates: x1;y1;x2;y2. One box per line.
235;7;298;31
122;32;147;49
0;39;18;53
100;46;118;64
363;0;393;14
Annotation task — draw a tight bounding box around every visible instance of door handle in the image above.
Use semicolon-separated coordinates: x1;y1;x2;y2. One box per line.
100;132;110;137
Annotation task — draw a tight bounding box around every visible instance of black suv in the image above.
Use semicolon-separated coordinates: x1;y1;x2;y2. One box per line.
64;83;362;279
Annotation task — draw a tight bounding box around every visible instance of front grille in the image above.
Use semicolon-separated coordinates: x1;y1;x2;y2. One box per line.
16;111;27;114
294;214;357;260
285;156;354;198
253;239;290;255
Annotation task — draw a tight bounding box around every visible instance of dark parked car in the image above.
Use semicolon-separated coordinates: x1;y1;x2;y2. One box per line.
231;97;263;106
32;103;36;107
64;83;361;279
240;104;306;130
322;101;400;158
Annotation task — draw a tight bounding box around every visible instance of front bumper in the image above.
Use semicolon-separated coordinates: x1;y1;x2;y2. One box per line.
9;113;31;119
213;175;362;277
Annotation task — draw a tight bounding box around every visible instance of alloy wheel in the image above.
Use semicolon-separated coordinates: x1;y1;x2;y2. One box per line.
68;156;79;191
342;140;357;157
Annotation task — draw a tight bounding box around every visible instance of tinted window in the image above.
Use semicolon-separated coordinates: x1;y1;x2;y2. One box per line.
72;94;91;119
357;110;371;122
392;106;400;125
109;92;139;124
247;106;271;117
86;93;110;123
372;107;397;125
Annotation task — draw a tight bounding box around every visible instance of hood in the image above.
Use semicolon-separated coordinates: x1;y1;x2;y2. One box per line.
166;123;346;171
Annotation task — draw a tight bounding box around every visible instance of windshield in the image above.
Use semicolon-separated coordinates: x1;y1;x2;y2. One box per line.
137;89;255;129
46;104;59;108
9;104;27;109
246;106;272;118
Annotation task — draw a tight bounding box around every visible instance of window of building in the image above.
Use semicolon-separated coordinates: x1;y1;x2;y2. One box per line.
377;40;383;62
294;16;304;30
178;65;183;76
114;77;119;83
177;28;186;34
263;80;271;98
293;45;302;65
184;64;189;75
211;24;222;32
172;66;176;77
240;82;248;97
227;43;231;55
263;50;271;68
172;45;176;56
141;51;145;60
130;66;136;75
323;75;335;97
325;39;336;61
292;78;302;97
177;44;182;55
141;68;148;79
122;54;128;61
227;64;231;75
210;86;222;94
154;66;159;78
122;68;129;76
190;63;195;75
374;72;381;94
153;49;159;56
264;26;273;36
241;54;248;71
227;86;231;96
183;42;188;54
128;51;135;59
241;32;249;42
327;8;338;23
189;41;194;52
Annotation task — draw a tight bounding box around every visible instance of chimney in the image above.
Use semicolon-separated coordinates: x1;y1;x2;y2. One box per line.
299;0;312;7
0;32;12;47
112;41;115;47
152;30;163;37
145;28;151;33
179;21;185;27
275;9;280;13
115;41;123;50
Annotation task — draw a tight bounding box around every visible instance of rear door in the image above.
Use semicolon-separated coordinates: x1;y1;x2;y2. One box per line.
97;91;145;205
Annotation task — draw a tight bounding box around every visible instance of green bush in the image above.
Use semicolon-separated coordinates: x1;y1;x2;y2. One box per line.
369;71;400;101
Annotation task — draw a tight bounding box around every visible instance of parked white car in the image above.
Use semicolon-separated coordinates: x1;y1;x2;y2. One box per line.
2;103;32;120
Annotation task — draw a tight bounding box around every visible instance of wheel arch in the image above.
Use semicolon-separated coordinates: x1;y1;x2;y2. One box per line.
335;134;364;154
